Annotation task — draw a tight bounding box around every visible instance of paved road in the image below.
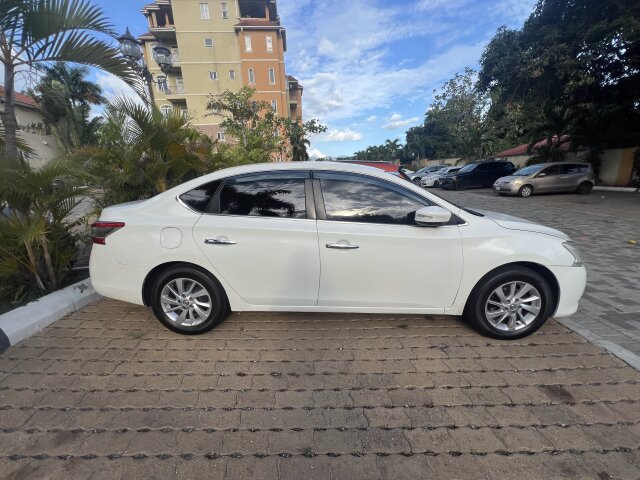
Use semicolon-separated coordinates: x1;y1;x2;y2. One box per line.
1;189;640;479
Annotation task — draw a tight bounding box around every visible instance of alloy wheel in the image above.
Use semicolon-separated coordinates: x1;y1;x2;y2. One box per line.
160;277;213;327
484;281;542;332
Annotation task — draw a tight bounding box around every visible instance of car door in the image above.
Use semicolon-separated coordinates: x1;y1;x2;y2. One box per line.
313;172;463;310
557;164;582;191
193;171;320;307
533;165;562;192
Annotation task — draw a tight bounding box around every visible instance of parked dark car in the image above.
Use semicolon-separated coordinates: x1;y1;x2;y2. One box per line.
440;161;516;190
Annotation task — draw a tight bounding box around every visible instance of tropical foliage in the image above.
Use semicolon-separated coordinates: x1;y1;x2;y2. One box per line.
77;98;214;210
0;159;85;303
27;62;105;152
0;0;135;167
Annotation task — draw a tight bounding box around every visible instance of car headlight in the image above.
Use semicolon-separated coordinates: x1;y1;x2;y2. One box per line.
562;241;583;266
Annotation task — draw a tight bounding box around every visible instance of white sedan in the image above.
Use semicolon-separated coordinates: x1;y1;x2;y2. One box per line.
421;166;461;187
90;162;586;339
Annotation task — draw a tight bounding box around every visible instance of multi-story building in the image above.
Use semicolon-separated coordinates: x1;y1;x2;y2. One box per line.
139;0;303;143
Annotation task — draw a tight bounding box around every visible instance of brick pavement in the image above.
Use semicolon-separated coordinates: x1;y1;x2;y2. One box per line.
1;189;640;479
1;301;640;479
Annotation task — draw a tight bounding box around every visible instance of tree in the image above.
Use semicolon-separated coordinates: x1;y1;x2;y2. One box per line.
78;97;214;210
28;62;105;152
0;0;134;166
282;118;327;162
478;0;640;158
207;87;282;164
0;158;86;299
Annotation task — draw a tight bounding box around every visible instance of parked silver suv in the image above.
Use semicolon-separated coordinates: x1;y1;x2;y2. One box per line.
493;162;595;197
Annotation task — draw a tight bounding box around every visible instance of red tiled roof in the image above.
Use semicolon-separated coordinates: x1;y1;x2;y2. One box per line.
0;85;39;109
495;136;572;157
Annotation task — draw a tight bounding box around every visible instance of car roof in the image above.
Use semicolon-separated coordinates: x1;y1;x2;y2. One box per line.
529;162;590;167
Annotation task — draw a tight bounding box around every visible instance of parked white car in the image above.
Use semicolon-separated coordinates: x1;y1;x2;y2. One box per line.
421;166;462;187
90;162;586;339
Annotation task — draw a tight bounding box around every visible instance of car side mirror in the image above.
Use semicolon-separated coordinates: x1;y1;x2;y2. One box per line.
414;206;452;226
537;172;547;177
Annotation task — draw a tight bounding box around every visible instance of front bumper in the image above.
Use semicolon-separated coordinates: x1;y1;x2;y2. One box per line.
547;265;587;318
493;183;519;194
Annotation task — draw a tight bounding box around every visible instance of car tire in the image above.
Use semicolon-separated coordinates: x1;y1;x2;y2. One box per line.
455;180;465;190
413;178;421;185
518;185;533;197
576;181;593;194
433;180;440;187
464;266;554;339
150;266;229;335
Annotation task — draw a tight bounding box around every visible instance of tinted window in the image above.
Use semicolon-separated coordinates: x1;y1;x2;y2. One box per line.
542;165;562;176
219;175;306;218
457;163;476;173
476;163;491;171
318;174;431;225
179;180;222;212
497;162;514;170
566;164;589;174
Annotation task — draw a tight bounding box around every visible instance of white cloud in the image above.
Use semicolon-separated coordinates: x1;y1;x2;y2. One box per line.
381;113;420;130
317;128;363;143
366;115;378;122
307;147;326;160
96;71;141;102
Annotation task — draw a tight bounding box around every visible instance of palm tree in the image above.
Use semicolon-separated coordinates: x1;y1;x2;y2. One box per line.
287;121;311;162
0;157;86;297
78;97;214;210
29;62;106;152
0;0;134;166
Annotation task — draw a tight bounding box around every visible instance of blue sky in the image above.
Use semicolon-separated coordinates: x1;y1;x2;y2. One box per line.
91;0;535;157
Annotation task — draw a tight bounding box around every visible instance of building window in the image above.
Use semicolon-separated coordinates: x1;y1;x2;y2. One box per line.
244;35;252;52
181;106;189;118
268;68;276;84
221;2;228;18
248;68;255;84
266;36;273;52
204;38;214;48
209;70;218;80
160;105;172;116
156;75;168;92
229;69;236;80
271;100;277;111
199;3;210;19
217;131;226;141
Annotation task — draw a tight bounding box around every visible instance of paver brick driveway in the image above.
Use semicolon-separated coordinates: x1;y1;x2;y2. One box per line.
1;189;640;479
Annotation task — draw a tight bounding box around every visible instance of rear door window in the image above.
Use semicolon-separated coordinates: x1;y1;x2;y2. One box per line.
218;173;307;218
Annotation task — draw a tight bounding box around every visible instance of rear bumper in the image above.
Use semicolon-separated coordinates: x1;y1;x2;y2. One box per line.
547;265;587;318
89;245;147;305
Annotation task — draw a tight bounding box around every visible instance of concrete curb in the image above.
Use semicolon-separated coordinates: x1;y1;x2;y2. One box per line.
556;317;640;371
0;278;99;353
593;186;638;193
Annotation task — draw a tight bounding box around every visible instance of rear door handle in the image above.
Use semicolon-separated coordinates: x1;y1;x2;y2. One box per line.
205;237;237;245
326;242;359;249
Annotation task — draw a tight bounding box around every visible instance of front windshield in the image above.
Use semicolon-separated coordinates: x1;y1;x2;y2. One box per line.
513;165;544;176
457;163;476;173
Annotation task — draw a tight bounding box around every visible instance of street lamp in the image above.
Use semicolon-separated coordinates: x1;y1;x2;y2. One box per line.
117;28;174;103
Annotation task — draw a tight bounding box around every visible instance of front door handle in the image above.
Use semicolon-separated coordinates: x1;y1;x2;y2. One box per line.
205;237;237;245
326;242;359;249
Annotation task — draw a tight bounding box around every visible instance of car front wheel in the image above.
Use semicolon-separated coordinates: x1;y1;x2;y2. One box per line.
150;266;229;335
576;181;593;194
465;266;554;339
518;185;533;197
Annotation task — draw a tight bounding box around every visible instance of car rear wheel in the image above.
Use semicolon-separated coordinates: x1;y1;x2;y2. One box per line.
150;266;229;335
464;266;554;339
433;180;440;187
576;181;593;194
518;185;533;197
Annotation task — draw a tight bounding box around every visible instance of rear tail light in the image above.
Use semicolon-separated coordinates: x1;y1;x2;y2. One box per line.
91;221;125;245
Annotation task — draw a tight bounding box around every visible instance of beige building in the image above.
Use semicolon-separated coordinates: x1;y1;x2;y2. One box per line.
139;0;303;142
0;85;62;168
